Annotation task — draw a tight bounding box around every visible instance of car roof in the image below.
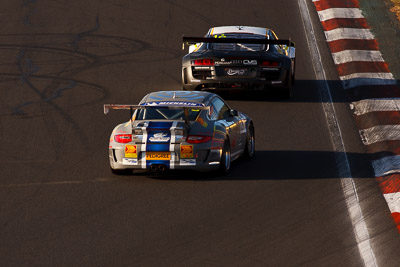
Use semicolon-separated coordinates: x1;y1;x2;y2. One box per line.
140;91;216;105
208;26;269;36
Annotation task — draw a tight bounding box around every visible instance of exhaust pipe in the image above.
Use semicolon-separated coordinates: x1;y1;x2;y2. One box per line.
150;165;157;172
150;164;167;172
158;165;166;172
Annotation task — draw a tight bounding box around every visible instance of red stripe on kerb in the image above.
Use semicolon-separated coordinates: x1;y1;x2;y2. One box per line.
337;61;390;76
321;18;369;31
314;0;359;11
328;39;379;53
363;140;400;156
393;213;400;233
355;111;400;129
377;174;400;194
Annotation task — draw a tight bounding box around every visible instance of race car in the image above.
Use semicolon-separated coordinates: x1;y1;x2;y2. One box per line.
182;26;296;98
104;91;255;175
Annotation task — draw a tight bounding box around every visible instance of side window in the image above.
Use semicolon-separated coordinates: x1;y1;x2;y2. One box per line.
211;97;230;120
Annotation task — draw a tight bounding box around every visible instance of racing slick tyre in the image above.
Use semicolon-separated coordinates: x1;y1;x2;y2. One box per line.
218;139;231;175
243;124;255;159
282;70;293;99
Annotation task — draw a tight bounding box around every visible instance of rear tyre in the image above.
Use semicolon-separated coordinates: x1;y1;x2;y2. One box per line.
243;125;255;159
282;70;293;99
218;140;231;175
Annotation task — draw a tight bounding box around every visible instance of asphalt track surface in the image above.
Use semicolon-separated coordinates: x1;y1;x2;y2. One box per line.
1;0;400;266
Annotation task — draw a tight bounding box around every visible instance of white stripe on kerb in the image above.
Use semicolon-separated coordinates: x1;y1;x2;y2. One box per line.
318;8;364;22
372;156;400;177
351;99;400;116
384;192;400;213
360;125;400;145
342;77;397;89
340;73;394;81
325;28;375;42
332;50;384;65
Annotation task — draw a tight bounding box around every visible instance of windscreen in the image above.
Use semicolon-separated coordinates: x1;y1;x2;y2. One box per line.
136;107;200;121
209;33;268;51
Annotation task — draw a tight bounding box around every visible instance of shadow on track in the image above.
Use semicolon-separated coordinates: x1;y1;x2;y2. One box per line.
201;79;349;103
113;150;374;181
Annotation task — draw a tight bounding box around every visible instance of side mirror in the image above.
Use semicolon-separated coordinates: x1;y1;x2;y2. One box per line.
229;109;238;117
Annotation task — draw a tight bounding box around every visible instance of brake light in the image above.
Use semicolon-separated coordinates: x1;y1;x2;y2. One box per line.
186;135;212;144
261;60;280;67
192;59;215;66
114;134;132;143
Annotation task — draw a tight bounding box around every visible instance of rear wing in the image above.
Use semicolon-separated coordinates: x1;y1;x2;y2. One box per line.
182;36;295;48
182;36;295;58
104;103;210;130
104;103;210;115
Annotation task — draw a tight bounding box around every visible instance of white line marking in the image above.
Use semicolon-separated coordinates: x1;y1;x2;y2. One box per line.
299;0;378;266
360;125;400;145
332;50;384;65
351;99;400;116
318;8;364;21
384;192;400;213
325;28;375;42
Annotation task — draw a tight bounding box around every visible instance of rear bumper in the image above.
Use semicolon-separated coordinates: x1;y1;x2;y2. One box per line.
109;147;222;172
182;66;289;91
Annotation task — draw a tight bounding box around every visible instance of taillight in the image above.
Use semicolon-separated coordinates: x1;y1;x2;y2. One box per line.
114;134;132;143
191;59;214;66
261;60;280;67
186;135;212;144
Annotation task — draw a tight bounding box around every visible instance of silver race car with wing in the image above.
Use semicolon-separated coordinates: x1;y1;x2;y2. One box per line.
104;91;255;175
182;26;296;98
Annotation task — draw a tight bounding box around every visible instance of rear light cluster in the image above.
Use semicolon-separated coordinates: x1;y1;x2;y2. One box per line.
191;59;214;66
114;134;132;143
186;135;212;144
261;60;280;67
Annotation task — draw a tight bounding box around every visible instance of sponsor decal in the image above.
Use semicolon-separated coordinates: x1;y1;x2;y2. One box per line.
125;145;137;158
181;145;193;158
149;132;170;142
215;59;257;66
146;152;171;160
227;69;246;76
243;59;257;65
180;159;196;166
143;101;203;107
123;158;138;165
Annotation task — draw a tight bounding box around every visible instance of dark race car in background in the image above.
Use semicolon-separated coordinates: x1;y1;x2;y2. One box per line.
104;91;255;175
182;26;296;98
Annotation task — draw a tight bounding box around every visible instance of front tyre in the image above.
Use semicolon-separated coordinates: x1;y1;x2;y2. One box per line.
219;140;231;175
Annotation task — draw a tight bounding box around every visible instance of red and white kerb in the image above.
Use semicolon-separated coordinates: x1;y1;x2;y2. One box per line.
312;0;400;233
